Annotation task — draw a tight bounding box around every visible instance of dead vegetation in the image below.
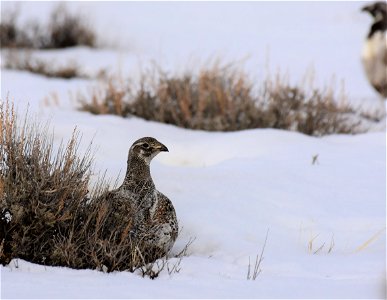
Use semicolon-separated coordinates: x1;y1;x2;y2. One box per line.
1;4;96;49
0;99;189;276
3;51;88;79
137;237;195;279
306;232;335;255
78;77;132;115
77;62;383;136
247;229;269;280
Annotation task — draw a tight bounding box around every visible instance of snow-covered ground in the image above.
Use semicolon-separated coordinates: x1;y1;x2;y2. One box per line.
0;1;386;299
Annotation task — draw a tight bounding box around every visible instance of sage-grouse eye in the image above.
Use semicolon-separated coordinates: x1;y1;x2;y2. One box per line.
361;1;387;99
103;137;178;263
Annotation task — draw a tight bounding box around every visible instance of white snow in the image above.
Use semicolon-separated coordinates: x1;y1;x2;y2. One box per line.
0;1;386;299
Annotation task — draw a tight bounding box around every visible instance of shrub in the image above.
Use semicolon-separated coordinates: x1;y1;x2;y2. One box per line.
3;51;88;79
0;9;20;48
78;77;133;116
0;100;92;265
78;63;382;136
130;65;259;131
46;4;96;49
0;100;183;274
0;4;96;49
258;76;359;136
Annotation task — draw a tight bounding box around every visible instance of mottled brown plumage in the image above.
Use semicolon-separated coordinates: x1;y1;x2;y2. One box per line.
104;137;178;262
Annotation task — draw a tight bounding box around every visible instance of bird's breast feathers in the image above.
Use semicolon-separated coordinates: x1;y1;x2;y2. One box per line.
362;31;387;61
361;31;387;88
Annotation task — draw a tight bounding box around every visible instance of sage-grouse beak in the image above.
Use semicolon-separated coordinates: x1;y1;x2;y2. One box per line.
157;143;169;152
361;5;370;12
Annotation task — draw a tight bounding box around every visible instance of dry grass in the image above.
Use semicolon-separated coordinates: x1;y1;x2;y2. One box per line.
3;51;88;79
1;4;96;49
247;229;269;280
137;237;195;279
354;228;385;253
307;233;335;255
77;62;381;136
78;77;133;116
0;99;186;275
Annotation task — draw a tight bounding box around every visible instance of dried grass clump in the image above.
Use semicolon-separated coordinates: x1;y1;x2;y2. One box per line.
131;65;259;131
259;76;360;136
0;5;96;49
78;63;380;136
3;51;87;79
0;100;185;275
78;77;133;116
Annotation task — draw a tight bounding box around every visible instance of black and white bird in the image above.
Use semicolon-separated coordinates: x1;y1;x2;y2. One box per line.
361;1;387;99
104;137;178;262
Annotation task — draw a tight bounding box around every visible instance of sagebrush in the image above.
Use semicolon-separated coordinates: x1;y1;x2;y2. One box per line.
78;63;382;136
3;51;87;79
0;100;185;275
0;5;96;49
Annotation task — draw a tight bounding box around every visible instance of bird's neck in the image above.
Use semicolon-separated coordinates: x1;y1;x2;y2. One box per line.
122;155;154;192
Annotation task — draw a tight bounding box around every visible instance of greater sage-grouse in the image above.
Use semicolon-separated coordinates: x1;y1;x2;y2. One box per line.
103;137;178;263
361;1;387;99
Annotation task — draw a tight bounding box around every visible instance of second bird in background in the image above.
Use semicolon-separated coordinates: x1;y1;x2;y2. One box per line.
361;1;387;99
